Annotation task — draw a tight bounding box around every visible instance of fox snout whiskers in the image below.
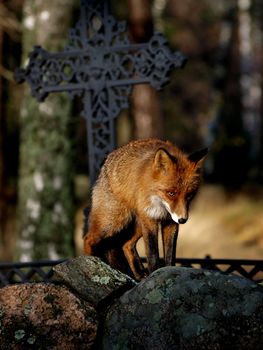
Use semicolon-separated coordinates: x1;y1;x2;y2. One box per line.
169;212;188;225
178;217;187;224
161;199;188;225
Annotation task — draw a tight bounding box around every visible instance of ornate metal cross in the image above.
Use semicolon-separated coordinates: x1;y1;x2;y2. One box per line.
15;0;185;184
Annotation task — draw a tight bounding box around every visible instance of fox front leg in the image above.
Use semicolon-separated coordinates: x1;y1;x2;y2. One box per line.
162;222;179;266
123;227;146;281
140;218;160;273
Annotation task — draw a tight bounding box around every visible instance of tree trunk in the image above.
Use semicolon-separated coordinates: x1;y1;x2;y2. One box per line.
0;1;16;261
17;0;75;260
0;1;4;257
213;8;250;190
258;0;263;180
128;0;163;139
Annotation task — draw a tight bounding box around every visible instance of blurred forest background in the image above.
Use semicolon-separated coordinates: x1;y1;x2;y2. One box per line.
0;0;263;262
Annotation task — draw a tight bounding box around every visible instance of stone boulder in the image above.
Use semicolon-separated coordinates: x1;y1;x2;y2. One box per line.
102;267;263;350
52;255;136;306
1;257;262;350
0;256;136;350
0;283;98;350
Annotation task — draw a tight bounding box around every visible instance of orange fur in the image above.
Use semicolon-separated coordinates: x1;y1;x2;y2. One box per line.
84;138;207;280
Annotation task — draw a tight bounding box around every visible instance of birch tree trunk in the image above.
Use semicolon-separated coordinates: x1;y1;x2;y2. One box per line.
17;0;75;260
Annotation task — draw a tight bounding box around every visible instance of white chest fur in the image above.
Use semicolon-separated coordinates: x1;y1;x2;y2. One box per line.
144;195;168;220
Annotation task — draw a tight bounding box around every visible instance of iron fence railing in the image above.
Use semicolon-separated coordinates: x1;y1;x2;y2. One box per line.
0;257;262;288
174;257;263;282
0;259;66;288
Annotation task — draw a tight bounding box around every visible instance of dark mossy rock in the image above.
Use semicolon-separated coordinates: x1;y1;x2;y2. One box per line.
102;267;263;350
0;283;98;350
52;255;136;306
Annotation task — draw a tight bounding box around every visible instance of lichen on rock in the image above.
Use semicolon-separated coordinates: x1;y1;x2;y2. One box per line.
52;255;136;306
1;258;262;350
0;283;98;350
102;267;263;350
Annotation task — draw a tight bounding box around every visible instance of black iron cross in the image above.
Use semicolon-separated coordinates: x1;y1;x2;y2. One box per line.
15;0;185;184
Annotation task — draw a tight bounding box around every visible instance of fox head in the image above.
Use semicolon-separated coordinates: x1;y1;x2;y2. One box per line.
150;147;208;224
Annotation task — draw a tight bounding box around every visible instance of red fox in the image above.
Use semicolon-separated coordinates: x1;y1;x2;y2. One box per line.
83;138;207;280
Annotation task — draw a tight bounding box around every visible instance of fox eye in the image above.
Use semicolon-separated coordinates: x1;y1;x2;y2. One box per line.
167;191;176;197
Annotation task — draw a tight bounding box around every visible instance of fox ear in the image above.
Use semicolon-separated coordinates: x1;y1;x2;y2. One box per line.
153;148;174;172
188;148;208;165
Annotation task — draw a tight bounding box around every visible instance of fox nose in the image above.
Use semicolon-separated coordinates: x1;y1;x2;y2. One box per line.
178;218;187;224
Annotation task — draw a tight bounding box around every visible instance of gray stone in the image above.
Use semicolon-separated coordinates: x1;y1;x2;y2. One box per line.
52;255;136;306
0;283;98;350
102;267;263;350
